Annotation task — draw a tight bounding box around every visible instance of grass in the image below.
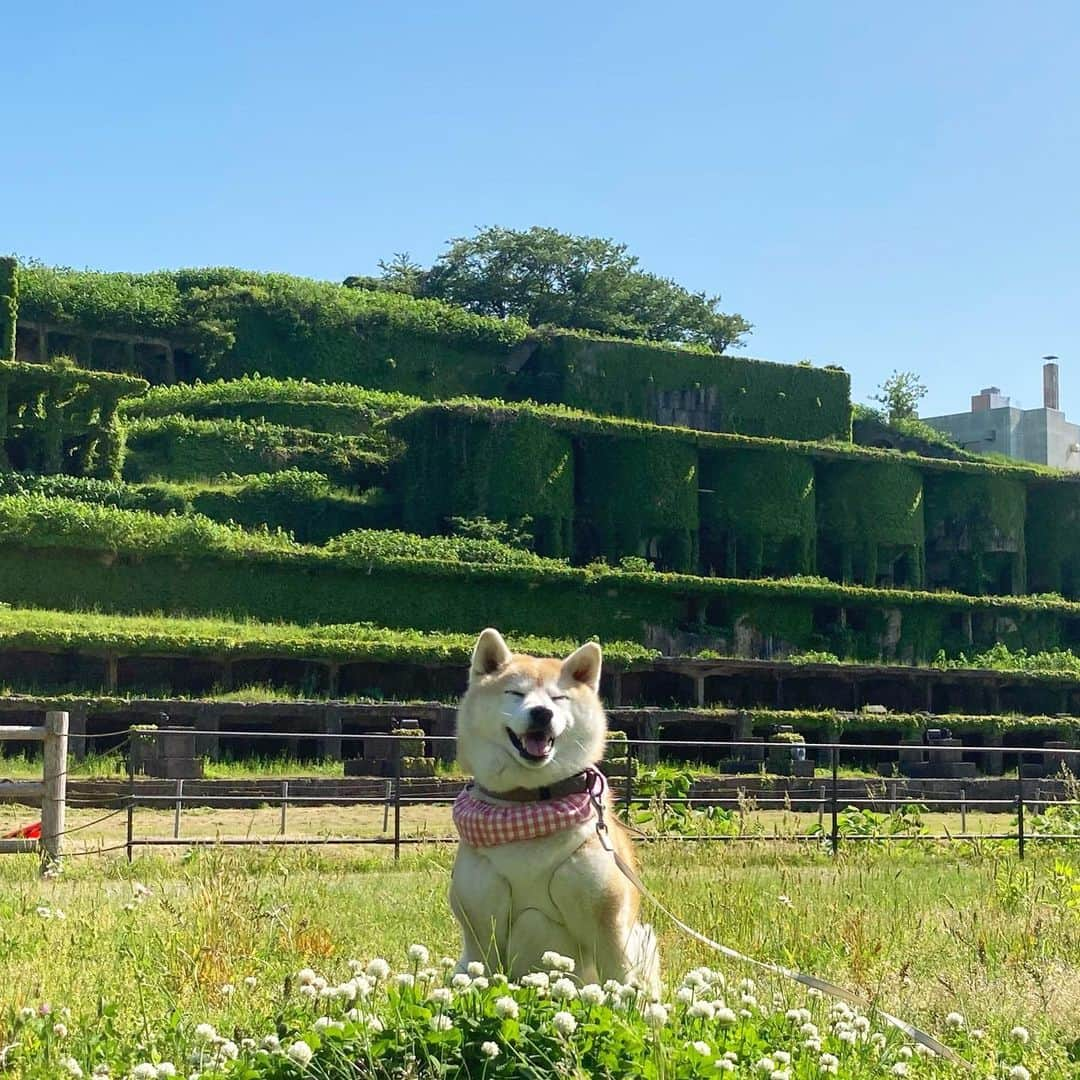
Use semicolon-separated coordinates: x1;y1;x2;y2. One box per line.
0;833;1076;1076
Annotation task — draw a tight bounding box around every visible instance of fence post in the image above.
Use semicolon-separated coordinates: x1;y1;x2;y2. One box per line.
1017;753;1026;861
818;785;825;831
960;784;967;834
382;780;392;833
173;779;184;839
126;727;135;863
393;734;402;862
830;745;839;856
624;739;634;818
280;781;289;836
40;711;69;873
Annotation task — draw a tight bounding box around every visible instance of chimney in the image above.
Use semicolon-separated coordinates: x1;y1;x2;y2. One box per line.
1043;357;1060;410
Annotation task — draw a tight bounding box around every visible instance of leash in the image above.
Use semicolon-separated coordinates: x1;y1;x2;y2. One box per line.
586;779;969;1068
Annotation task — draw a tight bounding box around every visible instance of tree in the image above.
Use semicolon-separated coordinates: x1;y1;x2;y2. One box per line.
872;370;928;422
347;227;751;351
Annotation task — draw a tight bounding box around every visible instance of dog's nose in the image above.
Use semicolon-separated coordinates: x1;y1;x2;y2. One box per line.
528;705;554;729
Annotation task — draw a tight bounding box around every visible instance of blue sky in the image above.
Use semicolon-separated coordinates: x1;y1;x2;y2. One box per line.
5;1;1078;417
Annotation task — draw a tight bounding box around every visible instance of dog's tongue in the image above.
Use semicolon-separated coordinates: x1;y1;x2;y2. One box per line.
523;732;551;758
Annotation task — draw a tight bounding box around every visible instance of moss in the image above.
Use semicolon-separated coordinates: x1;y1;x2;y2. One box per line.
394;407;575;556
518;333;852;441
575;435;699;571
924;473;1027;595
698;446;815;577
816;460;925;588
1026;481;1080;598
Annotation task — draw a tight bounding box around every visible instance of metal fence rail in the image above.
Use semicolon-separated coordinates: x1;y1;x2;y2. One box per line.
78;726;1077;863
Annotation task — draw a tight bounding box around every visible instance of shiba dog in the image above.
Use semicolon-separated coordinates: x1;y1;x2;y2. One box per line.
450;628;659;992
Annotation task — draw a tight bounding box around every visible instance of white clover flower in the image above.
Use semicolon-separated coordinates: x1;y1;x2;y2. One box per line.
853;1015;871;1034
218;1042;239;1061
944;1012;965;1029
296;968;317;986
1009;1067;1031;1080
366;959;390;981
800;1022;819;1037
491;973;508;986
394;973;415;990
819;1052;839;1075
298;984;317;999
643;1003;669;1029
890;1064;909;1077
724;1051;738;1062
347;959;364;973
871;1032;887;1049
551;977;578;1001
683;970;707;989
970;1028;985;1040
53;1022;69;1038
897;1046;912;1059
689;1000;715;1020
1010;1026;1030;1044
36;906;52;918
770;1071;791;1080
838;1029;857;1046
715;1062;735;1073
541;951;571;972
219;983;235;997
156;1067;177;1078
440;957;456;970
494;995;519;1019
738;978;756;992
603;979;624;994
773;1051;791;1065
481;1041;500;1059
914;1044;934;1058
580;983;606;1006
133;1066;158;1080
428;987;453;1006
407;944;430;965
740;1008;752;1019
754;1058;775;1074
241;1040;256;1051
313;1016;332;1031
466;961;485;977
452;973;472;990
520;972;549;991
691;1040;712;1056
430;1014;453;1032
60;1059;83;1078
92;1067;110;1078
803;1037;822;1052
552;1010;577;1037
676;986;695;1005
710;1003;734;1025
262;1036;281;1051
194;1024;216;1043
287;1040;314;1066
472;976;489;991
19;1006;36;1021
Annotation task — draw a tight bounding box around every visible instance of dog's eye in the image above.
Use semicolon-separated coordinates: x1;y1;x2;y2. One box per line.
504;690;526;698
551;694;568;702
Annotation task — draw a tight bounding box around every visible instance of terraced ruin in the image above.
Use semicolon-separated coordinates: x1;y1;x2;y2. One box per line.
3;256;1080;771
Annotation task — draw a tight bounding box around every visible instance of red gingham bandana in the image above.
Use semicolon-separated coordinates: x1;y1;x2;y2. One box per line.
453;770;607;847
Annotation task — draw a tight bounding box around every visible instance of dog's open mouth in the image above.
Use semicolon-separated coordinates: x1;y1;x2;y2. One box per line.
507;727;554;763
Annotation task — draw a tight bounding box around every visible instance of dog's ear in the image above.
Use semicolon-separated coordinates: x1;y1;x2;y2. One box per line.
470;627;512;682
561;641;602;693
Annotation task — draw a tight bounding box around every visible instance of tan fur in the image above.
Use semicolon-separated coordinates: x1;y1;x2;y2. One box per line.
450;629;660;991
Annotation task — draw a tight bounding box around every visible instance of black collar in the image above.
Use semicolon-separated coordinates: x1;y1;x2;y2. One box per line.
472;769;594;803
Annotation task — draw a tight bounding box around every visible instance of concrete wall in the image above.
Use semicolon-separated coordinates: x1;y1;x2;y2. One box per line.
924;405;1080;471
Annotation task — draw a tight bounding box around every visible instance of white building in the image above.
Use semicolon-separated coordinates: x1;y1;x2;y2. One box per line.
922;361;1080;470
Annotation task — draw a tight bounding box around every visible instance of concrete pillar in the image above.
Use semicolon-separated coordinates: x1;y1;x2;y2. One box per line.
103;655;118;693
67;706;88;760
694;675;706;708
320;709;343;761
431;706;457;765
610;673;623;708
639;717;661;765
983;731;1004;776
162;345;176;385
325;663;340;699
194;706;220;759
37;325;46;364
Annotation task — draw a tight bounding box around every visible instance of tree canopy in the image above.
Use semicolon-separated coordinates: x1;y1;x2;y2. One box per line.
346;226;751;352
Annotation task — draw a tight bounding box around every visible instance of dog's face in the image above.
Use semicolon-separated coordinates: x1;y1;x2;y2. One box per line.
456;628;607;791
